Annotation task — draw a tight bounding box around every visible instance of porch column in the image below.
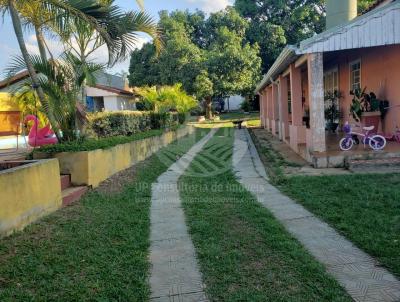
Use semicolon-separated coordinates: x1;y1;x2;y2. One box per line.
289;64;302;126
279;75;289;140
258;92;264;128
289;64;306;152
307;53;326;153
267;86;272;131
271;83;279;136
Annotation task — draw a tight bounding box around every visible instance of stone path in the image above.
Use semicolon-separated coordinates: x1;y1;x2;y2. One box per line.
149;129;216;301
233;128;400;302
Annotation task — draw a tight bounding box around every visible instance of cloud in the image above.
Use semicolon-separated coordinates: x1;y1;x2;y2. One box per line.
186;0;232;13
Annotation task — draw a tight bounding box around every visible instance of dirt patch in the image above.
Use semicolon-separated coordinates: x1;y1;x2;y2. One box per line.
94;165;138;195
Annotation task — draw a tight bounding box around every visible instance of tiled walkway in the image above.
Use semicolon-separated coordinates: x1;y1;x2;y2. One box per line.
233;128;400;302
149;129;216;301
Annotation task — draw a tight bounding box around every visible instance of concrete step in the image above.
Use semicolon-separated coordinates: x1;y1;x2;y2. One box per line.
60;174;71;191
62;186;87;207
348;157;400;173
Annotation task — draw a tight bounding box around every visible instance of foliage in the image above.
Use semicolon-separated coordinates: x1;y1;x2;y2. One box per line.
11;90;48;127
34;128;166;153
234;0;378;73
129;8;261;100
88;111;152;137
240;99;250;112
7;54;103;141
134;84;198;114
350;88;389;121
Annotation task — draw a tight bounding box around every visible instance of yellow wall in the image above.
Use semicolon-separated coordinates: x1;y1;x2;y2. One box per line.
0;159;62;237
0;93;18;111
45;126;194;187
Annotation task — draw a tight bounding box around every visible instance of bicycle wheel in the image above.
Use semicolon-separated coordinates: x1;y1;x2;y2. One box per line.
369;135;386;150
339;137;353;151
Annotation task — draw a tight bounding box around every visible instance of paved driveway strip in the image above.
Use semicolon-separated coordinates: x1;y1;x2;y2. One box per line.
149;129;217;302
233;128;400;302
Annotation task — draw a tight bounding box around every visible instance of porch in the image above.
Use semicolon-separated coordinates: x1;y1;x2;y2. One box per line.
258;43;400;168
308;133;400;168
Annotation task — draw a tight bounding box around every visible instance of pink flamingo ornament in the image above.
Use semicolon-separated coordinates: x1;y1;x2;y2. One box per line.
24;115;58;147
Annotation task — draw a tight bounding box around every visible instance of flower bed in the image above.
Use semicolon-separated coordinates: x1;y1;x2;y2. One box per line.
34;125;194;188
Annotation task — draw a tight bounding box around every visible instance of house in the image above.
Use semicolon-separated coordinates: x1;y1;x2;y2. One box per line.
255;0;400;166
0;71;137;112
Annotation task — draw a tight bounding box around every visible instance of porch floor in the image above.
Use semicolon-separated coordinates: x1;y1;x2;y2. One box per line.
320;132;400;157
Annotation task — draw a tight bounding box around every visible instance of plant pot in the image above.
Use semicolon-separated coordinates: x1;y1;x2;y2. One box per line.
326;122;339;133
361;111;381;133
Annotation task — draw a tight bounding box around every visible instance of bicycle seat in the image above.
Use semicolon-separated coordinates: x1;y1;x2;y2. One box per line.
363;126;375;131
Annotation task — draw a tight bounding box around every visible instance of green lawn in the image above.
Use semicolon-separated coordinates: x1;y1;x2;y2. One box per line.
179;127;351;301
0;128;210;301
281;174;400;278
249;127;400;278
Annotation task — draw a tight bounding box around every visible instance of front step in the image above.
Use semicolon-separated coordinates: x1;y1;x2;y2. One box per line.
62;186;88;206
348;157;400;173
60;174;71;191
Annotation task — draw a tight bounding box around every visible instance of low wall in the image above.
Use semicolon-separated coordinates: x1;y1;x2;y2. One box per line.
0;159;62;237
41;126;194;188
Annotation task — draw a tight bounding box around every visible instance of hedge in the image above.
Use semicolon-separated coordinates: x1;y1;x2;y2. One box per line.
87;111;185;138
35;128;168;154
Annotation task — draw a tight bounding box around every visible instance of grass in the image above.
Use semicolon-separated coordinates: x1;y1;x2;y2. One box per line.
249;128;400;277
0;127;210;301
191;112;261;129
179;127;351;301
281;174;400;278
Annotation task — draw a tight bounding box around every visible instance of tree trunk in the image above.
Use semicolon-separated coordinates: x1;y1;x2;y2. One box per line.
205;96;213;119
9;0;61;142
35;26;47;62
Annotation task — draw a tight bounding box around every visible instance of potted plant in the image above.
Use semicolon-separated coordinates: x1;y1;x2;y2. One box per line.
350;87;389;132
325;90;342;133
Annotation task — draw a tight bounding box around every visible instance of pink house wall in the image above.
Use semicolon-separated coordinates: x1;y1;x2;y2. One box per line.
326;44;400;133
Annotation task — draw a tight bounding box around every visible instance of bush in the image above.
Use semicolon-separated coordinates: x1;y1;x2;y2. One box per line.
35;128;168;153
88;111;151;138
87;110;183;139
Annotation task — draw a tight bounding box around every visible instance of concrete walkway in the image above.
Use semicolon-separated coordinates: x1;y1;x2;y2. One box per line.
149;129;216;301
233;128;400;302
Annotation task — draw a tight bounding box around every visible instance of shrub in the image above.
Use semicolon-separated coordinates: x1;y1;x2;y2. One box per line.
87;111;151;138
87;111;181;138
35;128;167;153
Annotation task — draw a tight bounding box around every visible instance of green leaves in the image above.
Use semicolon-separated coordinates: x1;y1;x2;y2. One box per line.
129;8;261;100
134;84;198;114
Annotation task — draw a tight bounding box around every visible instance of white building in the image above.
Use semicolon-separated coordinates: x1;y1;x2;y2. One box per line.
85;84;136;112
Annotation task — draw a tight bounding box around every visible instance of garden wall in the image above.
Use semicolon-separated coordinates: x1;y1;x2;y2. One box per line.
43;125;194;188
0;159;62;237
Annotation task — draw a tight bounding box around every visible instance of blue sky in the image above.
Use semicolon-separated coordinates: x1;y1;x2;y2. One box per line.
0;0;232;77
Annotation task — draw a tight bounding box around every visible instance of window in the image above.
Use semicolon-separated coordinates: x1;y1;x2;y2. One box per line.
350;60;361;92
324;67;340;123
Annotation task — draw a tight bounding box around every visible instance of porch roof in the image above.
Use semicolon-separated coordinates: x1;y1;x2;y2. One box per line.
256;0;400;93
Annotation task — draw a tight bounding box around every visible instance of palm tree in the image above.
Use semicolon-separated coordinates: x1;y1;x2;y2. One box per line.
5;0;118;139
5;0;160;140
8;53;104;141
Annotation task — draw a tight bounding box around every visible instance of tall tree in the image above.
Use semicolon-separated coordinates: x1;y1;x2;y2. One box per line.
129;7;261;118
235;0;380;73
